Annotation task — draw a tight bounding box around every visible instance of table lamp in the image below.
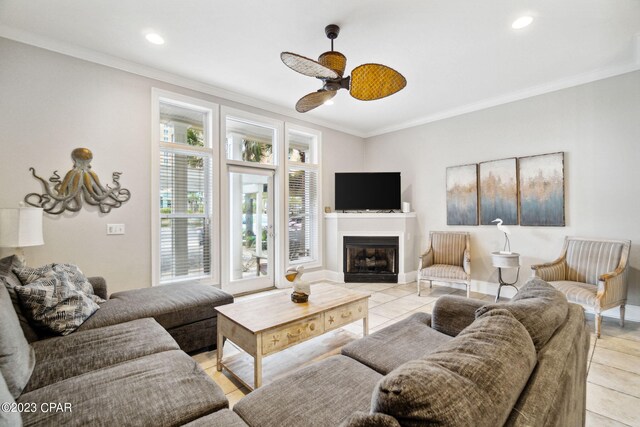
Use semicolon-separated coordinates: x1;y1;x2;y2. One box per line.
0;206;44;266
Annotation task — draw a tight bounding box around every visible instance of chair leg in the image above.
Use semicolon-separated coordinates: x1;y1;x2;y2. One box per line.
595;313;602;338
620;305;625;328
417;277;421;296
429;280;432;289
466;283;470;298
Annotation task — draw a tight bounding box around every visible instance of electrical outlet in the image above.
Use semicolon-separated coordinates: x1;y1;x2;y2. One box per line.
107;224;125;235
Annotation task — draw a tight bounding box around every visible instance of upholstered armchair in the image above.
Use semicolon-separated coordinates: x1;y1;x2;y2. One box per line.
418;231;471;297
531;236;631;337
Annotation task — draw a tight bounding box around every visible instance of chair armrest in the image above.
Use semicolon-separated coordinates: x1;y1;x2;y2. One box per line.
87;276;108;300
418;248;434;270
530;257;566;282
463;249;471;275
597;267;628;306
431;295;486;337
599;266;625;282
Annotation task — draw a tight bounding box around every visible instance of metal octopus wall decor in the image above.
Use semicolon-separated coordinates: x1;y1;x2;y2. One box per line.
24;148;131;215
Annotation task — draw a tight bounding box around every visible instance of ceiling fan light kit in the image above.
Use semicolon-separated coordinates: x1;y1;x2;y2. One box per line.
281;24;407;113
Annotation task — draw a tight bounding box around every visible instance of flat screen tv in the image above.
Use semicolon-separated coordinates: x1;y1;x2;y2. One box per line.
335;172;401;211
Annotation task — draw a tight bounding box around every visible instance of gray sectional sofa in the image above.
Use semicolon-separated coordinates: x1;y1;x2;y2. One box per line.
0;255;235;426
2;250;589;427
0;255;234;353
228;277;590;426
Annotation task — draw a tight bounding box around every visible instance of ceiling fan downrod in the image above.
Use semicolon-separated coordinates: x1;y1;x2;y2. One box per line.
325;24;340;51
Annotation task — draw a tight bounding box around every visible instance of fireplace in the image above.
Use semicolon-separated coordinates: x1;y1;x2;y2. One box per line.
343;236;399;283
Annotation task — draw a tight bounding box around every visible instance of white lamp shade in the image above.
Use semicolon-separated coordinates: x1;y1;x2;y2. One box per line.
0;207;44;248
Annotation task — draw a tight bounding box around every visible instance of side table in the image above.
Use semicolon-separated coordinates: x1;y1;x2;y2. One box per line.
491;252;520;302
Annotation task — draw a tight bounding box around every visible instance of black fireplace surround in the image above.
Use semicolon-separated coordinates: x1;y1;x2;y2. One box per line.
343;236;399;283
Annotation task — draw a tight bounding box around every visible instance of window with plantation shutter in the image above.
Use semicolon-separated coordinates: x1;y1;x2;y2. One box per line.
286;126;321;266
154;97;216;285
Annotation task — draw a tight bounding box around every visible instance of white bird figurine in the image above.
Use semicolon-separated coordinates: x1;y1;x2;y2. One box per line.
492;218;512;254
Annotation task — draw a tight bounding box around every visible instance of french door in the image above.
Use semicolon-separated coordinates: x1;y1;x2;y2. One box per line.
225;166;275;293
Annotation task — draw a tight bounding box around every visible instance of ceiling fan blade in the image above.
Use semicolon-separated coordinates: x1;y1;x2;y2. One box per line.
295;90;337;113
349;64;407;101
281;52;339;79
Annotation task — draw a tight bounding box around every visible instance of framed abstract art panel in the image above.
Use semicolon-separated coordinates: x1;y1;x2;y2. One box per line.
518;152;565;226
446;164;478;226
479;158;518;225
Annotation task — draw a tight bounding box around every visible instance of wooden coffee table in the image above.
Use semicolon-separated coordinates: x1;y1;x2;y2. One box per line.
215;283;369;390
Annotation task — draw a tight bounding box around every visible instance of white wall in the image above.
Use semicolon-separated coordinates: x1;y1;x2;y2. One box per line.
0;38;365;294
364;71;640;307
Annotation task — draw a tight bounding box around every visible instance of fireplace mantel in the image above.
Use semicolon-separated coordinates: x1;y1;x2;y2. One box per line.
324;212;417;284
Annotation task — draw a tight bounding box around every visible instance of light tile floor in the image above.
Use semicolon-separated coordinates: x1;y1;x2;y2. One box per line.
192;282;640;425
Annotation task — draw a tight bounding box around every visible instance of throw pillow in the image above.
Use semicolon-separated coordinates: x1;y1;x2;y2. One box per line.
13;263;105;304
372;309;537;427
475;277;569;351
15;269;100;336
13;263;56;286
0;255;42;342
0;280;36;399
54;264;106;304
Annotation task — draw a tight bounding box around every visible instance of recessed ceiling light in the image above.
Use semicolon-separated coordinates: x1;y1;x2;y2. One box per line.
512;16;533;30
324;99;334;106
145;33;165;45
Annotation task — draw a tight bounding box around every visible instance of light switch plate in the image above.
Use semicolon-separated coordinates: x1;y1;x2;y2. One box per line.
107;224;125;235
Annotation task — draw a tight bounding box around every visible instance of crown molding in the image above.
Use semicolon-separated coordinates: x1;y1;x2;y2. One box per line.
0;25;367;138
2;24;638;141
364;61;640;138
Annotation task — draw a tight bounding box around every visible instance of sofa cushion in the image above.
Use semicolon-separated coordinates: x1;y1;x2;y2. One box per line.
24;318;180;393
0;282;35;399
506;303;589;426
79;282;233;331
13;263;105;304
340;411;400;427
0;373;23;427
372;309;537;427
431;294;486;337
19;350;227;427
14;272;100;336
0;256;41;342
475;277;569;351
233;355;382;427
183;409;248;427
341;312;452;374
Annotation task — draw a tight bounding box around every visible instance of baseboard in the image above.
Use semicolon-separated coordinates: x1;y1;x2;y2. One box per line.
323;270;344;283
398;271;417;284
308;272;640;322
303;269;332;283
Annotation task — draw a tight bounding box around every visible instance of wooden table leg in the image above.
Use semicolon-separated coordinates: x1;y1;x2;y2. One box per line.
363;314;369;336
254;334;262;389
216;323;224;372
254;353;262;389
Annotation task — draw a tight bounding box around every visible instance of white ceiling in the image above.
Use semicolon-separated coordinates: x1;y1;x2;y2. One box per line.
1;0;639;137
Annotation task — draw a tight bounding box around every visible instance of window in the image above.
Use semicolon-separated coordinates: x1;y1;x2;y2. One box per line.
286;125;321;267
152;91;218;285
220;107;283;294
225;117;275;165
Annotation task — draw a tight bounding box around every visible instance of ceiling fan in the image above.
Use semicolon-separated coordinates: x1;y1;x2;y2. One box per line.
281;24;407;113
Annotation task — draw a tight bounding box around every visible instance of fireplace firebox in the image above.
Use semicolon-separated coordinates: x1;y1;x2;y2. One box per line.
343;236;399;283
